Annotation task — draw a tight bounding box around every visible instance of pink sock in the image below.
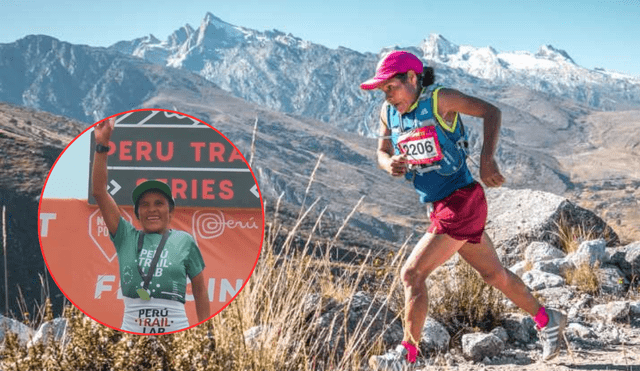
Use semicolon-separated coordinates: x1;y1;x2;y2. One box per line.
533;306;549;329
401;341;418;363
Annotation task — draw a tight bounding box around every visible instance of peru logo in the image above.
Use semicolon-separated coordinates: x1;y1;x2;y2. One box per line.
191;210;259;240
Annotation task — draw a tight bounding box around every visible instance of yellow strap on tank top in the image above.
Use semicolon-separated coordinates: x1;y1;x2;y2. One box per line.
432;87;458;133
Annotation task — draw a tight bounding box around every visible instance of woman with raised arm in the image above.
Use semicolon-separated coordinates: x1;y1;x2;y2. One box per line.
91;117;210;334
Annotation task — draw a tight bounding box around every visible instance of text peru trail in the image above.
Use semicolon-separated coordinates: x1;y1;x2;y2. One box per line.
88;111;260;208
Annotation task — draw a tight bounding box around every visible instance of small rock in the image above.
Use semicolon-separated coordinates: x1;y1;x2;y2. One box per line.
490;326;509;343
533;258;574;277
0;315;32;346
591;301;630;322
522;270;565;290
624;242;640;275
461;333;504;362
535;287;574;308
509;261;528;277
27;318;67;347
502;313;535;343
598;265;628;295
421;317;450;351
566;323;596;338
243;325;270;349
568;239;608;267
525;241;566;262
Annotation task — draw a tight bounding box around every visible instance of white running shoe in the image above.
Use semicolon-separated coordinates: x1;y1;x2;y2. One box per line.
368;344;416;371
540;308;568;361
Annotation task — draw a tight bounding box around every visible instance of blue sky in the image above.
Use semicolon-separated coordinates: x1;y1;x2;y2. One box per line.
43;128;91;199
2;0;640;77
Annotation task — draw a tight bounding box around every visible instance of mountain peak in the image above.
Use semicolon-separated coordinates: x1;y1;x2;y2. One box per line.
536;44;575;64
167;24;195;47
421;33;460;60
203;12;231;28
195;12;245;50
146;34;161;44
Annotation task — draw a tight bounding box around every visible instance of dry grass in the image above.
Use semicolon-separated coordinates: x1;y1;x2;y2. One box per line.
523;260;533;272
553;218;598;255
566;262;601;295
554;216;603;295
0;163;510;370
429;259;506;342
0;200;512;370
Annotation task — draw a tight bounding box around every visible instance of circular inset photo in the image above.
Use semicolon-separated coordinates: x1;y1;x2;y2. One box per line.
38;109;264;334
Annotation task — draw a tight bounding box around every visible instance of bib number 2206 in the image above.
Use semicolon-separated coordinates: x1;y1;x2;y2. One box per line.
397;126;443;165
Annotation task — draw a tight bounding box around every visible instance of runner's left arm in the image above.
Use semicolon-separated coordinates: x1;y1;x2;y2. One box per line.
191;271;210;323
436;88;505;188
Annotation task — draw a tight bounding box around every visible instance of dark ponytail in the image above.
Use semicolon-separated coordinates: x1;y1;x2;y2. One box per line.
395;66;435;88
420;66;435;88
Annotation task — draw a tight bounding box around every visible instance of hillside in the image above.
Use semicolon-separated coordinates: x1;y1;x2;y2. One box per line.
0;102;84;317
1;11;639;318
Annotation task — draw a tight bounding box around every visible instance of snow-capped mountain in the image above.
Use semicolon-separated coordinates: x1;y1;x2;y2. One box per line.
0;34;228;123
111;12;376;134
420;34;640;110
108;13;640;135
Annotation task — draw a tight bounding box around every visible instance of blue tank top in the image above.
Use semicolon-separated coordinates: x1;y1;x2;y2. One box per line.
386;86;475;203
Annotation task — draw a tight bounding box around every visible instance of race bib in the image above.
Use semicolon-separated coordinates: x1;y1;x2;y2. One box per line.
397;126;443;165
121;297;189;334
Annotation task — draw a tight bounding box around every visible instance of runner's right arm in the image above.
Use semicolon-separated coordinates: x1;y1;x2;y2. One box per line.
91;117;122;236
376;103;407;177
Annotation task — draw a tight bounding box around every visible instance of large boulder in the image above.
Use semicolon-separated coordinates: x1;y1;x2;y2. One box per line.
485;188;618;265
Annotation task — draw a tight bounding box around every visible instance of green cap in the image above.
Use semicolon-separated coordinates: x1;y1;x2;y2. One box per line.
132;180;175;207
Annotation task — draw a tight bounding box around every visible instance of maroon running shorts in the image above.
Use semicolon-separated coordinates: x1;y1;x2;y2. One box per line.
427;182;487;244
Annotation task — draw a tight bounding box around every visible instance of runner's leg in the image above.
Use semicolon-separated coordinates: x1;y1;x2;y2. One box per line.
401;232;467;344
457;231;541;316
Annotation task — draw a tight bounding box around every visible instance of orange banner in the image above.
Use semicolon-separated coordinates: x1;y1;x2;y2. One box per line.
39;198;263;331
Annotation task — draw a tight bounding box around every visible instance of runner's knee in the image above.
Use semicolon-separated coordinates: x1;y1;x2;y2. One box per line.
401;264;430;289
481;267;509;289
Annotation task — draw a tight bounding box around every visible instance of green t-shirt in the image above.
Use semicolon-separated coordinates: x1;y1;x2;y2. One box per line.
111;218;205;303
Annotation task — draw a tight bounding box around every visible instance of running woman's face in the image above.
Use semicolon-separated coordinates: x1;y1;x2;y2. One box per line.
138;191;173;234
378;71;420;114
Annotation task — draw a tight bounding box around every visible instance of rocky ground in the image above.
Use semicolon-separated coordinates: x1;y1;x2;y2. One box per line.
417;189;640;371
250;188;640;371
1;102;639;369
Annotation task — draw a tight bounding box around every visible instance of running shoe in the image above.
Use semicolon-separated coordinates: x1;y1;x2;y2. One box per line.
368;344;416;371
540;308;567;360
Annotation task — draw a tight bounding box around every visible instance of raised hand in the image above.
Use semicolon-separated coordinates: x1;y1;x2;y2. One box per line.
94;117;115;146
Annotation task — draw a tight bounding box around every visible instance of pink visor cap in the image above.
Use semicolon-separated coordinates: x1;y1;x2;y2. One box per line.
360;51;424;90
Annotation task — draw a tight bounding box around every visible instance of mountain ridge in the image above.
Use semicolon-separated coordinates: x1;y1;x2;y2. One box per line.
103;13;640;137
